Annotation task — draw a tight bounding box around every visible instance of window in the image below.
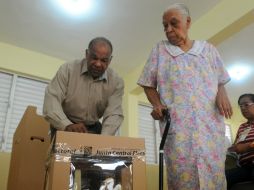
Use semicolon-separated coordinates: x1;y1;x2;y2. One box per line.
225;124;233;148
138;104;161;164
138;104;233;164
0;71;48;152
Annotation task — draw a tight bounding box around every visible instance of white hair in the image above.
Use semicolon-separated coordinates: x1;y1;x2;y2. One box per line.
164;3;190;19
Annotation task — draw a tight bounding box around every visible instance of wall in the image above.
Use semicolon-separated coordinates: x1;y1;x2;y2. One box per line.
0;42;64;80
0;153;10;190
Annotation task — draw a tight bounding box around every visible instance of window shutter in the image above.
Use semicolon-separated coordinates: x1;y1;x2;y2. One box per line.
225;124;233;148
0;72;13;150
6;76;47;151
154;120;161;159
138;104;161;164
225;124;232;142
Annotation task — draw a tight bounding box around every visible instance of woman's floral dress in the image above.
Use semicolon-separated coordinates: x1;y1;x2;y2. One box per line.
138;40;230;190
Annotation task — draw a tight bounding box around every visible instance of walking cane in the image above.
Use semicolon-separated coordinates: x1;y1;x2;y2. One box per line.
159;110;171;190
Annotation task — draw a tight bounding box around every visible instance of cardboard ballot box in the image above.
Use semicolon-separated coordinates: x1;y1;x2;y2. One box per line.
46;131;147;190
7;106;51;190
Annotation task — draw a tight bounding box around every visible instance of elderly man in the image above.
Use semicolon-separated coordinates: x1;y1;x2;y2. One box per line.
43;37;124;137
138;3;232;190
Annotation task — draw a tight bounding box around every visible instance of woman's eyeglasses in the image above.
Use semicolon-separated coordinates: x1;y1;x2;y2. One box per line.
239;102;254;109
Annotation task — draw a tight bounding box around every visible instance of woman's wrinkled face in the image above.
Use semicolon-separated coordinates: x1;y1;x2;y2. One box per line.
239;96;254;120
162;9;191;46
86;43;112;78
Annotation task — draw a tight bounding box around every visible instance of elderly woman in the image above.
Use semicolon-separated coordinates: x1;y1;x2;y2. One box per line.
137;3;232;190
226;93;254;189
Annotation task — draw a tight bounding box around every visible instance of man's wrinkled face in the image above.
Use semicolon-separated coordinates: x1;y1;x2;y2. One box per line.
162;9;191;46
86;43;112;78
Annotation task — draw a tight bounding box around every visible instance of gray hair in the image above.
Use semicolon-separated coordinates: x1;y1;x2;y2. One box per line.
164;3;190;19
88;37;113;54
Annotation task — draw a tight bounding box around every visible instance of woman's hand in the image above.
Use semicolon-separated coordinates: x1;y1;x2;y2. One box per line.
216;85;233;119
143;86;168;120
151;104;168;121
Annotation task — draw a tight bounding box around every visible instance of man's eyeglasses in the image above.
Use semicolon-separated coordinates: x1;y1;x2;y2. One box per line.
239;102;254;109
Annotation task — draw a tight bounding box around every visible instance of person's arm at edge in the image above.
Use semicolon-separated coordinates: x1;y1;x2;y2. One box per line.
43;64;73;131
229;142;254;154
228;124;254;154
101;77;124;136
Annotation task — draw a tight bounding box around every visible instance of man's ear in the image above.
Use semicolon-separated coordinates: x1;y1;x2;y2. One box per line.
85;49;89;58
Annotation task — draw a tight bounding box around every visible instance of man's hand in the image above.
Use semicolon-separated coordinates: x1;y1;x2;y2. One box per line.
228;143;251;154
216;85;233;119
65;123;88;133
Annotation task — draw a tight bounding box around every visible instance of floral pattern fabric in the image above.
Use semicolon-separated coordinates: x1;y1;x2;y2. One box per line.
138;40;230;190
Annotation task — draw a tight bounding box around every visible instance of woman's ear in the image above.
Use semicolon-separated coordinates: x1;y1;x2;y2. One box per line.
186;16;191;29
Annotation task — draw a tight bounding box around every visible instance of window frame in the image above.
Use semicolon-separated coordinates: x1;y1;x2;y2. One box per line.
138;103;161;164
0;70;49;152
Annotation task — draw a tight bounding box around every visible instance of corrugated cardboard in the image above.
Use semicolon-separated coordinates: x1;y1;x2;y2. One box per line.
7;106;50;190
46;131;147;190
